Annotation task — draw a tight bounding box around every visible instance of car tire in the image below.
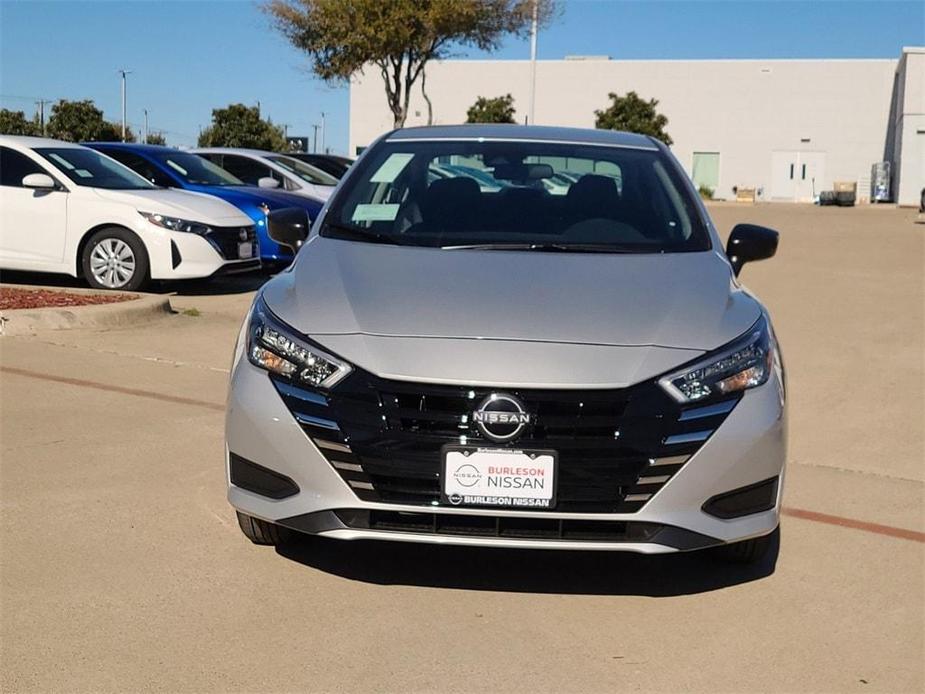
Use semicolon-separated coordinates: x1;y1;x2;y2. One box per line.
236;511;293;546
710;526;779;564
81;227;150;291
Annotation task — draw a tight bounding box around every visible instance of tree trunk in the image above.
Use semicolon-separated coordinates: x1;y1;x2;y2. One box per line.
421;68;433;126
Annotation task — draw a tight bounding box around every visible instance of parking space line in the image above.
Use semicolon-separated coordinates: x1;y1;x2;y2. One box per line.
0;366;224;412
3;364;924;544
782;507;925;543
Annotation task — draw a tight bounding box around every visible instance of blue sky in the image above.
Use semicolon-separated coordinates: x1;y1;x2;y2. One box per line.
1;0;922;153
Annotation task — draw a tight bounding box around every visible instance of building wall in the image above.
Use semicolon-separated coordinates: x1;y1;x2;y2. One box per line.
892;48;925;206
350;53;921;204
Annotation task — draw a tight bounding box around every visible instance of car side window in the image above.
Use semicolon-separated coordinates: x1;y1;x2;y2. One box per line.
0;147;48;187
100;150;174;187
219;155;273;185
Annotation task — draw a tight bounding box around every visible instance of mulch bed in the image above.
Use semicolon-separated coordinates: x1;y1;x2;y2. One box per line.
0;287;138;310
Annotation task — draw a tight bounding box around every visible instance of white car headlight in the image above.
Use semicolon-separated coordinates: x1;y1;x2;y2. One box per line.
246;295;352;389
138;211;211;235
658;316;777;403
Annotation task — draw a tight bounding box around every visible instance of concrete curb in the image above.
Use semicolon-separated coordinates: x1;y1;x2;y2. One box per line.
0;284;173;337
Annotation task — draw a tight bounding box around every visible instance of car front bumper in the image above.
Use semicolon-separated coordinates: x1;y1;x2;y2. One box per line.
225;338;786;553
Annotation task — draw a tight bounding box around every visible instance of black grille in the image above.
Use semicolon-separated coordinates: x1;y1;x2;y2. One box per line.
272;369;739;513
205;225;256;260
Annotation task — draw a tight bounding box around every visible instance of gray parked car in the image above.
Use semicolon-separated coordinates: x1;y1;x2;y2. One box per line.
226;125;786;564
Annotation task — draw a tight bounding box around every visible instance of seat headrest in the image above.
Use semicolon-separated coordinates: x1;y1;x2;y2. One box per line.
565;174;620;217
423;177;481;227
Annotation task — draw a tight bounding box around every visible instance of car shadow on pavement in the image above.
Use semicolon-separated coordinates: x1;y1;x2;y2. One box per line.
276;530;780;596
0;269;270;296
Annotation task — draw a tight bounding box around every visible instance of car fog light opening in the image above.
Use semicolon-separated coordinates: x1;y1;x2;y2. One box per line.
659;316;776;404
246;296;352;389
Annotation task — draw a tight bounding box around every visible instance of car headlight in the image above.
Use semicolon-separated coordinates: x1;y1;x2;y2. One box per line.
658;316;776;403
246;295;352;389
138;211;211;235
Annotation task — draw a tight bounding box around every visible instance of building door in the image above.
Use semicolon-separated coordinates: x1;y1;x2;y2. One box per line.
771;151;826;201
691;152;720;195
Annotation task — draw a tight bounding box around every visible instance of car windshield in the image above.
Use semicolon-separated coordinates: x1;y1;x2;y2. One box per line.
36;148;155;190
154;151;243;186
268;155;338;186
322;140;711;252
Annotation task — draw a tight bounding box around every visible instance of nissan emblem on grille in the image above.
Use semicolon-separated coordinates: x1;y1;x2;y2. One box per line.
472;393;531;442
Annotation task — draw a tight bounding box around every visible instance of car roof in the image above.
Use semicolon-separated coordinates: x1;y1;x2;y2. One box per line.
0;135;86;149
387;124;659;149
84;142;178;154
190;147;280;157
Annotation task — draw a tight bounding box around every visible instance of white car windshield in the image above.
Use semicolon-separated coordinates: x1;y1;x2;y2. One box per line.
36;148;156;190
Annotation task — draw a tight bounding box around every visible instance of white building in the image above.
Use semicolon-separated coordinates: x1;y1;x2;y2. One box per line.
349;47;924;206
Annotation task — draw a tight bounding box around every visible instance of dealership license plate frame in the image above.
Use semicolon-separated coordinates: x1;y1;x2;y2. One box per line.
441;445;558;509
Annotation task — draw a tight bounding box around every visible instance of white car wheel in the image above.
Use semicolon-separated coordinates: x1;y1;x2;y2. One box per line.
81;228;149;291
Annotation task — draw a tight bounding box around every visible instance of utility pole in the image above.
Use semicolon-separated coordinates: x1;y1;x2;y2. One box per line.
35;99;50;136
311;124;320;153
528;0;538;126
143;109;148;144
118;68;133;142
320;112;326;154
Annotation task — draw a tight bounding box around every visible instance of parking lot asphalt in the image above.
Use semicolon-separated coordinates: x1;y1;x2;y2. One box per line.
1;204;923;693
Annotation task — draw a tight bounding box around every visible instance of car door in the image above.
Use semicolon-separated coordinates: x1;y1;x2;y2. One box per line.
0;146;68;267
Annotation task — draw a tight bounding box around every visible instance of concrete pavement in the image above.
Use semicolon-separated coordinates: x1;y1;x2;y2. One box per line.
1;204;922;692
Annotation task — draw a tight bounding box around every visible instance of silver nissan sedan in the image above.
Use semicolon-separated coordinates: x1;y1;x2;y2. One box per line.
225;125;786;565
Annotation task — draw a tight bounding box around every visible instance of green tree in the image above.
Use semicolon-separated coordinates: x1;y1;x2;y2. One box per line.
594;91;673;146
466;94;516;124
0;109;41;136
145;131;167;146
46;99;134;142
197;104;287;150
265;0;558;128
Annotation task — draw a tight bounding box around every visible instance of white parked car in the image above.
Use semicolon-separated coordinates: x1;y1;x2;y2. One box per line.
192;148;337;201
0;136;259;291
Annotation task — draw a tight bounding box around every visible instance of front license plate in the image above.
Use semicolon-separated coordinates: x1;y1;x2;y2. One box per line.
238;242;253;259
442;446;557;509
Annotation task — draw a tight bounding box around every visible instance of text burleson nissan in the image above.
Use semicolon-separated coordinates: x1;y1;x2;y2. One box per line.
225;125;786;564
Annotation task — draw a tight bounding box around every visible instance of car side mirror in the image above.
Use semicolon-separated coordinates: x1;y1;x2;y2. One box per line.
258;176;280;189
726;224;779;276
22;173;56;190
266;207;311;253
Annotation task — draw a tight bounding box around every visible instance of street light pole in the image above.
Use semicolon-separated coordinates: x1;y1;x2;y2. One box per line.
528;0;538;126
320;112;326;154
143;109;148;144
35;99;49;136
311;124;320;153
118;69;132;142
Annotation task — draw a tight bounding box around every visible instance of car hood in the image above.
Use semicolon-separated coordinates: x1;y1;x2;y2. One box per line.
260;238;763;388
93;187;252;225
196;185;324;213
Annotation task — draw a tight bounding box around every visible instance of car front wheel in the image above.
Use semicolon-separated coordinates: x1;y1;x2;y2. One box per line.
81;227;149;291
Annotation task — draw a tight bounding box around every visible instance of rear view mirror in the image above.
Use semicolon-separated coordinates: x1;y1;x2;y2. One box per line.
258;176;280;189
22;173;56;190
266;207;311;253
726;224;779;276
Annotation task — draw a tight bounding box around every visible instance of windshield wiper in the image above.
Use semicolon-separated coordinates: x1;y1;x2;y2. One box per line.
441;242;635;253
322;221;409;246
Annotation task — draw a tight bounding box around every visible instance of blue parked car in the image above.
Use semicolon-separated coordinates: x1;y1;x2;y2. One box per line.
85;143;323;264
